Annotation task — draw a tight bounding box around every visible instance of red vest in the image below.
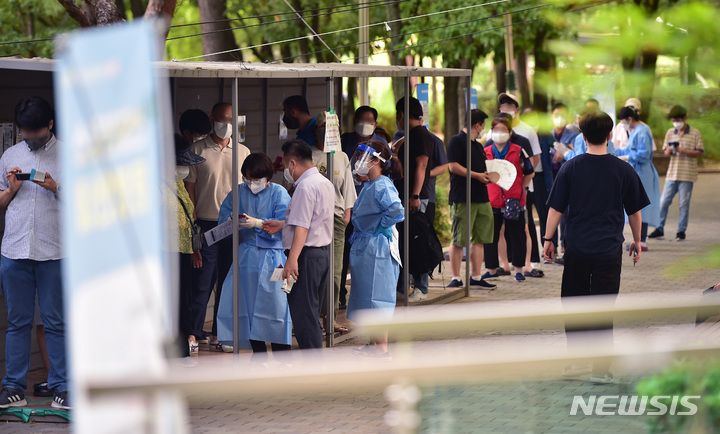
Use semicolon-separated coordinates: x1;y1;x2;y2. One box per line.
484;143;527;209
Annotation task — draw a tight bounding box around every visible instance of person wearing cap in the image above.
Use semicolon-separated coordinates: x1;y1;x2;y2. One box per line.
648;105;704;241
613;97;643;150
392;96;434;301
313;112;357;333
171;134;206;359
615;106;660;250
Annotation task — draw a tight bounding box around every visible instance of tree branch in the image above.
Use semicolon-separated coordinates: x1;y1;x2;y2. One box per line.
57;0;93;27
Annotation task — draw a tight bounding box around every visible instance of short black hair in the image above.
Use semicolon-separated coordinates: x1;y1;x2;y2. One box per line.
470;109;489;128
496;112;513;124
499;96;519;107
668;105;687;119
179;109;211;135
395;97;423;119
618;106;640;121
281;138;313;162
15;97;53;131
211;102;232;118
354;105;378;122
242;153;274;180
579;110;614;146
283;95;310;114
174;133;191;153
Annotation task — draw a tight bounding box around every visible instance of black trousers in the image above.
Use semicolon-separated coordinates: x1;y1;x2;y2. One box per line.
533;172;557;246
287;245;330;349
178;252;193;357
339;220;353;306
190;220;233;338
485;211;526;270
526;190;540;263
561;247;622;374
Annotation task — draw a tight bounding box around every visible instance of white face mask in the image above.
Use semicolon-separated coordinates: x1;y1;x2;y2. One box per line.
213;121;232;140
283;167;295;184
552;116;566;128
176;166;190;180
248;178;268;195
621;121;631;131
353;160;374;177
192;135;206;143
355;122;375;137
492;131;510;144
673;121;684;130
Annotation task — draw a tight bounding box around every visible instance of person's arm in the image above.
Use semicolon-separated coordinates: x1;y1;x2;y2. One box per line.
628;130;653;165
343;208;352;225
447;162;490;183
184;181;197;220
0;167;23;211
542;207;563;262
410;154;428;211
627;210;642;263
522;173;534;188
341;157;357;225
430;163;448;178
283;226;308;281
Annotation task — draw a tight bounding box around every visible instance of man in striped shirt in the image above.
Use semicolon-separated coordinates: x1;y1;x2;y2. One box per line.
0;97;69;409
649;105;704;241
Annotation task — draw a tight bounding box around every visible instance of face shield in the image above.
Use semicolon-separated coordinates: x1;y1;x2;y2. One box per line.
350;143;387;185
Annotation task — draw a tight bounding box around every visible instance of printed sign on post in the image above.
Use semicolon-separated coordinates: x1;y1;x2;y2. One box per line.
323;110;341;153
416;83;430;129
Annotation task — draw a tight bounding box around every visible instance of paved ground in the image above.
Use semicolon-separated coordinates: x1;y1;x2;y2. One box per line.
3;173;719;433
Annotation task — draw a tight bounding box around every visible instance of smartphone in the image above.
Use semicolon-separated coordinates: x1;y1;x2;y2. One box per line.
16;173;31;181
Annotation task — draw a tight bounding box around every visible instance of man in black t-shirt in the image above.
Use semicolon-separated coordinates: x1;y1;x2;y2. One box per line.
446;109;496;290
544;110;648;384
393;97;434;301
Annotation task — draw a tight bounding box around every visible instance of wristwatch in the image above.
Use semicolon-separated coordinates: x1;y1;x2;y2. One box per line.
411;194;420;200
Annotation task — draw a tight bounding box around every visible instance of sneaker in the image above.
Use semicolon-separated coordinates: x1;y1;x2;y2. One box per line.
447;279;464;288
562;364;592;378
52;390;71;410
407;290;427;302
189;340;199;355
352;345;391;360
553;256;565;265
209;341;234;353
514;272;526;282
589;373;614;384
641;244;649;252
481;271;500;279
648;228;664;239
469;278;496;290
0;387;27;408
676;232;686;241
33;381;53;397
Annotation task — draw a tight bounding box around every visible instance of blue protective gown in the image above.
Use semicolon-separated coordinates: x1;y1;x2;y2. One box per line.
347;176;405;322
614;124;661;227
216;183;292;349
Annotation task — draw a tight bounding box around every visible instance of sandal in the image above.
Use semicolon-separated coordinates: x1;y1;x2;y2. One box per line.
334;324;349;334
524;269;544;278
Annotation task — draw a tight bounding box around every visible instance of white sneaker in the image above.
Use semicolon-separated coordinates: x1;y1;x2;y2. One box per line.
209;341;233;353
407;290;427;302
189;340;199;355
589;373;614;384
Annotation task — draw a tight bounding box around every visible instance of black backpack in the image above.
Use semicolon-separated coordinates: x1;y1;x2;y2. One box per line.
407;211;444;278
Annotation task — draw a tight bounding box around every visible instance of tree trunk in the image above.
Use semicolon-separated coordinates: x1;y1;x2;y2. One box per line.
145;0;176;40
345;77;357;133
443;58;474;143
532;36;553;112
87;0;125;25
516;50;531;108
495;60;506;97
198;0;240;62
115;0;127;20
57;0;93;27
386;0;406;104
638;49;658;123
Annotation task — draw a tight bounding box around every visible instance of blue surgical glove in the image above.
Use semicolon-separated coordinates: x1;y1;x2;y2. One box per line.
374;225;393;241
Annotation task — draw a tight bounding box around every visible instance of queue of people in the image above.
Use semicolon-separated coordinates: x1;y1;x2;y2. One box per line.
0;90;705;408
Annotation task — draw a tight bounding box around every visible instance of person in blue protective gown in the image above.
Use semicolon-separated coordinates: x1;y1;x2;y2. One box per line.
614;106;660;250
346;140;405;358
216;153;292;360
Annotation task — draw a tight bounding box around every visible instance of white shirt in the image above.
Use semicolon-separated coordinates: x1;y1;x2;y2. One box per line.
311;147;357;218
512;120;542;171
0;135;62;260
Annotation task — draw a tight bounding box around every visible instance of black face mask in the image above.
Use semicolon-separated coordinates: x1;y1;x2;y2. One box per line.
26;134;49;151
283;115;300;130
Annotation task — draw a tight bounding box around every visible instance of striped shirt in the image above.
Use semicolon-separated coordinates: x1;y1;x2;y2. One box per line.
662;125;703;182
0;135;62;261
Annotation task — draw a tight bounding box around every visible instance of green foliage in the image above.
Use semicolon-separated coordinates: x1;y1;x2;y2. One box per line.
433;171;451;245
0;0;78;58
664;244;720;279
635;358;720;432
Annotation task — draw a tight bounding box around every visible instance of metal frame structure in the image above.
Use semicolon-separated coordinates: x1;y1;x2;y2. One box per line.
0;58;473;349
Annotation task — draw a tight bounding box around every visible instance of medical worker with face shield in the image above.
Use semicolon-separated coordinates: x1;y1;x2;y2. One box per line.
347;140;405;358
216;153;292;360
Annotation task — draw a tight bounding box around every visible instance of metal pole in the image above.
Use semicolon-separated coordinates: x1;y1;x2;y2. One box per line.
403;76;410;308
358;0;369;105
262;79;269;155
231;78;240;358
325;77;335;348
465;78;472;298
